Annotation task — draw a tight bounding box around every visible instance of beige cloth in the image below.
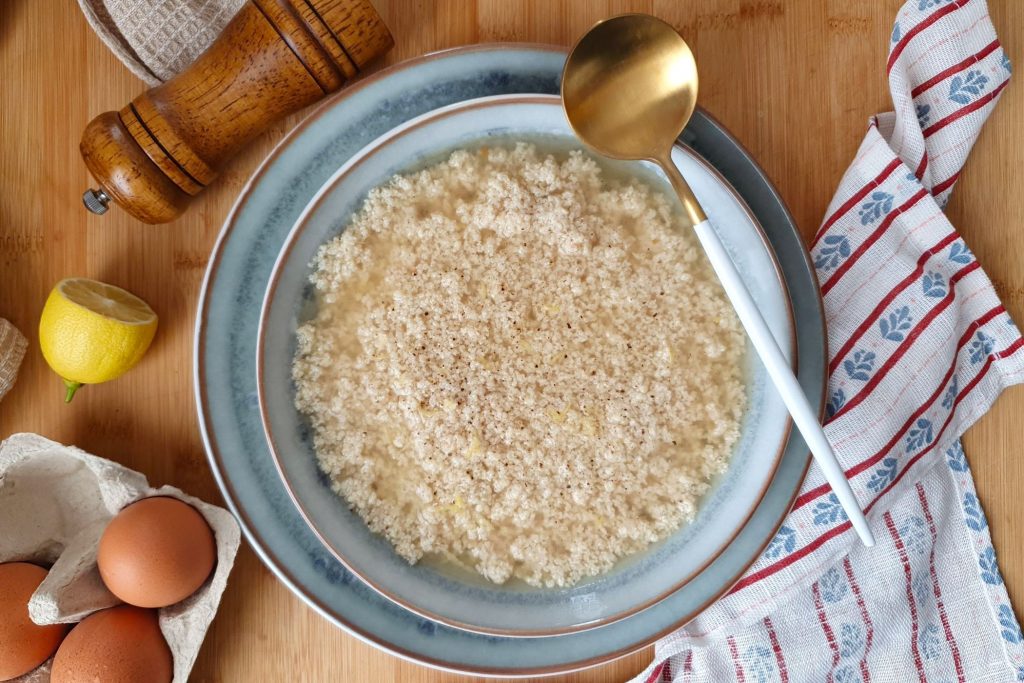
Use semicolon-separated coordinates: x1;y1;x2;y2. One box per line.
0;319;27;402
77;0;244;84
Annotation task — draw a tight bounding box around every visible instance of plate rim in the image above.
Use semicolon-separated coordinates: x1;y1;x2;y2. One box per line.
255;92;797;637
194;42;824;677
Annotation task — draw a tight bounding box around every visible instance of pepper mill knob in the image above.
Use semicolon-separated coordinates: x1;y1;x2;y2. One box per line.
82;188;111;215
80;0;393;224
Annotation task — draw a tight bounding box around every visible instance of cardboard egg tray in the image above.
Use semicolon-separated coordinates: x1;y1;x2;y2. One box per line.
0;433;240;682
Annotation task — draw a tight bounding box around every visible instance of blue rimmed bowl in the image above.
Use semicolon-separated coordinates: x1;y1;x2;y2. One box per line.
196;44;824;677
257;94;795;637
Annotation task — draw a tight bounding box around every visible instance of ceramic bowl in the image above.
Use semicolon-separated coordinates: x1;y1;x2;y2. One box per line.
256;94;795;636
197;43;825;676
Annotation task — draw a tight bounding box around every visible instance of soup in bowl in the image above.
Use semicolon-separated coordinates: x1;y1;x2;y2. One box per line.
258;94;794;636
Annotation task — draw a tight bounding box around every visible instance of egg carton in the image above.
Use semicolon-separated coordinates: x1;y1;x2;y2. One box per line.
0;433;240;683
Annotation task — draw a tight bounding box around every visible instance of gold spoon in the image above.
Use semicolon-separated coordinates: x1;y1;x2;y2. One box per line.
563;14;874;547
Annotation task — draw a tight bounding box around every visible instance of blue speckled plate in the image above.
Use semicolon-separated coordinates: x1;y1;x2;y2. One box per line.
195;45;824;676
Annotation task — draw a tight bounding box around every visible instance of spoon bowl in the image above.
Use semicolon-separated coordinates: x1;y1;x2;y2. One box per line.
562;14;698;161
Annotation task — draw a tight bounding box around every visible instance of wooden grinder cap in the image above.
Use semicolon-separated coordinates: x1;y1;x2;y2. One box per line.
80;0;393;224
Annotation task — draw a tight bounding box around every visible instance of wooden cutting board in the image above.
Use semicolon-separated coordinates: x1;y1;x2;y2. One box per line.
0;1;1021;680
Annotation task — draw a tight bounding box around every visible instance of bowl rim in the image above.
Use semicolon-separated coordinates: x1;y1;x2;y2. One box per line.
255;92;797;637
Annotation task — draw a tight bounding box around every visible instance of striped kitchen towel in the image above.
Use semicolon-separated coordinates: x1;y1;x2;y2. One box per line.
634;1;1022;681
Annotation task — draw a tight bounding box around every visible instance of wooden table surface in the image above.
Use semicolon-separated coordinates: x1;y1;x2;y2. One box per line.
1;0;1021;680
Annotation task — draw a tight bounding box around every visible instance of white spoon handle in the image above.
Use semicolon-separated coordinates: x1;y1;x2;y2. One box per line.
692;218;876;548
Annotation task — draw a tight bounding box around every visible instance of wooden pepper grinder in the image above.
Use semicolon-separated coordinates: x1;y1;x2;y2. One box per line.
80;0;393;224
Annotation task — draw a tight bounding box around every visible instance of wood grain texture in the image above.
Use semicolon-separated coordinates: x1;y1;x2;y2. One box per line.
0;0;1021;681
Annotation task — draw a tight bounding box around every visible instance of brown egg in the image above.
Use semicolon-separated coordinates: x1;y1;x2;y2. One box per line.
51;606;171;683
0;562;70;681
97;496;216;608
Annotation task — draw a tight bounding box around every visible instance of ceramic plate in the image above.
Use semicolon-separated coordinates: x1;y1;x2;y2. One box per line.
258;94;795;636
196;45;824;676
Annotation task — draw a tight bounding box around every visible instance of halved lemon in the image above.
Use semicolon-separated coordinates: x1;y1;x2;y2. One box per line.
39;278;158;402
